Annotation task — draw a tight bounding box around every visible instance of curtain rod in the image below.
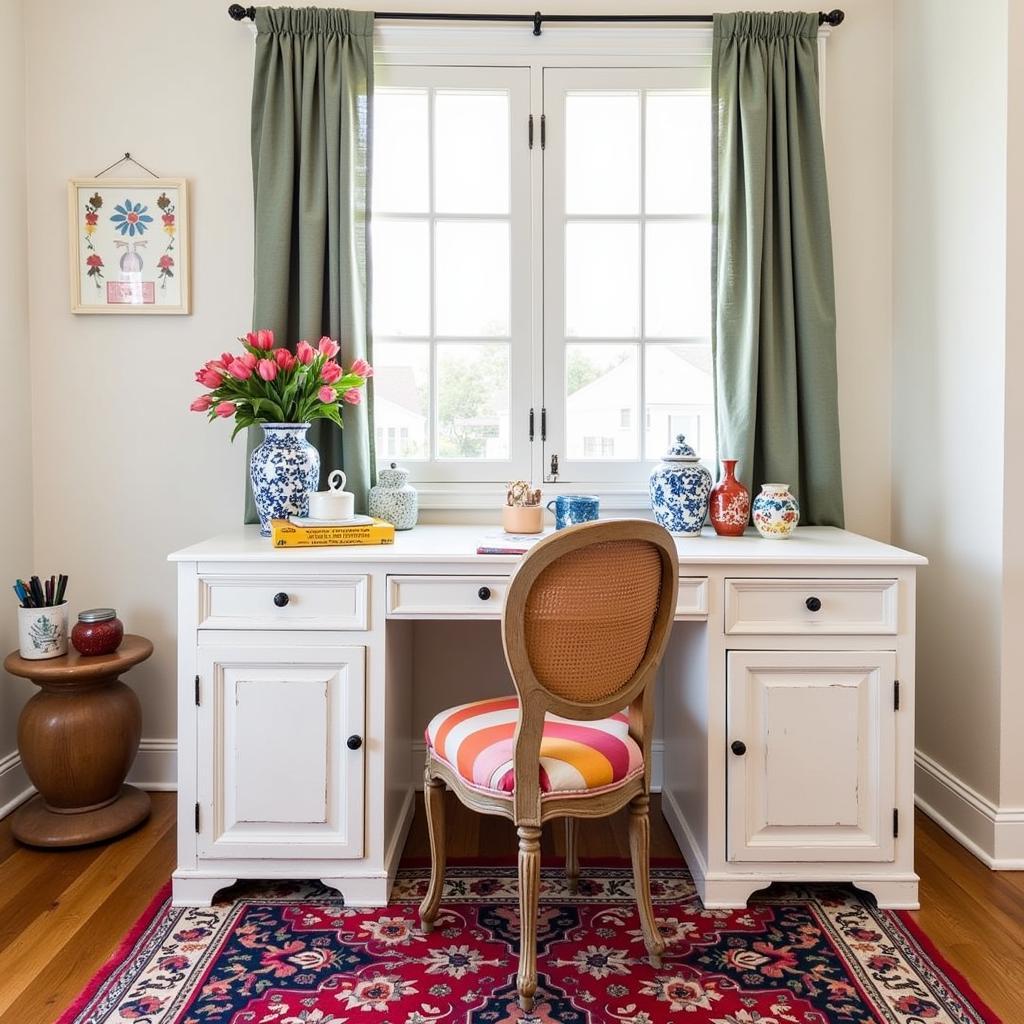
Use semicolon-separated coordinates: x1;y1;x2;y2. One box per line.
227;5;845;34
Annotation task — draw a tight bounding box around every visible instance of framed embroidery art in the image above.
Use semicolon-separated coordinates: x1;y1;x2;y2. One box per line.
68;177;191;314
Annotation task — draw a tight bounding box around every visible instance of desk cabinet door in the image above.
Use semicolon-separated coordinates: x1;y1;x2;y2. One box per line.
196;644;365;860
727;650;896;862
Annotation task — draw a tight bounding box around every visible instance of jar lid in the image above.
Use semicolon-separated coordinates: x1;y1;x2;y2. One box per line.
78;607;117;623
661;434;700;462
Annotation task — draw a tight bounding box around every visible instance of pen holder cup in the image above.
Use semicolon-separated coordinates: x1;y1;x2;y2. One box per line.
502;504;544;534
17;602;69;660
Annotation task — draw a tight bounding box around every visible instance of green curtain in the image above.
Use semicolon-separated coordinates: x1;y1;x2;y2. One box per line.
245;6;375;520
712;12;843;526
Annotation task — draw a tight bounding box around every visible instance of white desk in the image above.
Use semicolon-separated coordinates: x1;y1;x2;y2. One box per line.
169;524;925;909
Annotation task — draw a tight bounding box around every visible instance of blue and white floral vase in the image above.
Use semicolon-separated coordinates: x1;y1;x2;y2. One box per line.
649;434;713;536
250;423;320;537
752;482;800;539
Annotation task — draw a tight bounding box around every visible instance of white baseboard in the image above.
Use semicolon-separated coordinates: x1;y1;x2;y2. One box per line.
914;749;1024;869
0;750;33;819
410;739;665;793
129;738;178;791
0;737;179;822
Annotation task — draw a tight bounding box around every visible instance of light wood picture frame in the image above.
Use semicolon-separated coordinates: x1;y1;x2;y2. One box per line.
68;177;190;314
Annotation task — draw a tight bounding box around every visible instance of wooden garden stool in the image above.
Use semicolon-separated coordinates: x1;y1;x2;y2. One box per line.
3;635;153;847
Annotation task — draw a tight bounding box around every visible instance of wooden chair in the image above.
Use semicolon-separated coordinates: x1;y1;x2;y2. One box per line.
419;518;679;1011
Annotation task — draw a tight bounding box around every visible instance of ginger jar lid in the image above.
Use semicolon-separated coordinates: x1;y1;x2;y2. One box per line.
661;434;700;463
376;462;410;487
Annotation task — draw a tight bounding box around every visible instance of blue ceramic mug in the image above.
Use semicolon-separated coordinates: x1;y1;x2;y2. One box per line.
546;494;600;530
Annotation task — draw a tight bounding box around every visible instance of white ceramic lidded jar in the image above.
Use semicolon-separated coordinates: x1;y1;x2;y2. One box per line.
649;434;713;536
368;462;418;530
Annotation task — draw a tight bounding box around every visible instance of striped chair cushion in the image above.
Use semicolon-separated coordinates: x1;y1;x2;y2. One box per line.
425;696;644;797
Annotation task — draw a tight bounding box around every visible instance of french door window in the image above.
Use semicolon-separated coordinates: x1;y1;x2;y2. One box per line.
372;57;712;494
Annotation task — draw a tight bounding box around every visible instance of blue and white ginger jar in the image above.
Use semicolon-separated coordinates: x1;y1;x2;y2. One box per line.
250;422;320;537
649;434;713;536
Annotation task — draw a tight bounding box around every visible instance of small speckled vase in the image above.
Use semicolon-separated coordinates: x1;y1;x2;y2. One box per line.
752;482;800;539
369;462;418;530
250;423;320;538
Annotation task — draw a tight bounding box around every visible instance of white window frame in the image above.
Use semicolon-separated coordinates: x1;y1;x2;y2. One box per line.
372;65;532;483
371;22;830;510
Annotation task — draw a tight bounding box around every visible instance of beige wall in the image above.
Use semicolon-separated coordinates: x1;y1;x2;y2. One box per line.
893;0;1018;819
999;0;1024;807
0;0;34;803
17;0;895;768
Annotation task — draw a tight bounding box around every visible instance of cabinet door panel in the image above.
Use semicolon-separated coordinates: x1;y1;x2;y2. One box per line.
197;644;364;860
233;678;329;824
727;650;896;862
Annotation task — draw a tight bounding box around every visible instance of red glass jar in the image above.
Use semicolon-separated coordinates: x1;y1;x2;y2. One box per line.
71;608;124;656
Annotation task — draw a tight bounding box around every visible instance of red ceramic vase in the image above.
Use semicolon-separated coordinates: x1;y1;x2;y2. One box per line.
709;459;750;537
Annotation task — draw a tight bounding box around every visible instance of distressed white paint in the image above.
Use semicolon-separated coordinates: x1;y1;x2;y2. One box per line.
172;524;922;909
726;650;896;862
724;578;898;636
197;643;365;861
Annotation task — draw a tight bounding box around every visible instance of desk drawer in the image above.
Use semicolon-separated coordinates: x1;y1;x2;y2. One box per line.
387;575;509;618
725;578;898;635
676;577;709;619
198;574;368;630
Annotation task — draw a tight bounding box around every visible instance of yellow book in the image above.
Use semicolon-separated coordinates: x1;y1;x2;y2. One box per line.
270;517;396;548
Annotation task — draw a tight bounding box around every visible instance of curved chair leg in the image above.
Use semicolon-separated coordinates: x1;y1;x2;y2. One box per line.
564;818;580;894
419;770;447;933
517;824;542;1011
629;794;665;967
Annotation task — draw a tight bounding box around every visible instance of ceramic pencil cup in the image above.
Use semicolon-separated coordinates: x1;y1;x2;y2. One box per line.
18;602;69;660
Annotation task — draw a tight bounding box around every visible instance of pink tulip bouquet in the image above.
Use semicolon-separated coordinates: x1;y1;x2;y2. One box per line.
190;329;373;439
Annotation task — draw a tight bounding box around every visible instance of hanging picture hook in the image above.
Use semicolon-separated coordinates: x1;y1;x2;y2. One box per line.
93;152;160;179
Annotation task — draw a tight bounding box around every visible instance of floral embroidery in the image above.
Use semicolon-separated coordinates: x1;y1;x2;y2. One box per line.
157;253;174;288
82;192;102;251
85;253;104;289
110;198;154;237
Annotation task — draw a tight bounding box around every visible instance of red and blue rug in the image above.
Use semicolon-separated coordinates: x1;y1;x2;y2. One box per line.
59;863;999;1023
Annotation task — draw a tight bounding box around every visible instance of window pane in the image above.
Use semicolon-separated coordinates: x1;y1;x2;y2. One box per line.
565;222;640;338
372;220;430;337
565;92;640;214
435;91;510;214
645;92;711;215
373;89;429;213
645;220;711;338
436;342;510;459
435;221;510;337
644;343;715;460
373;342;430;460
565;344;639;459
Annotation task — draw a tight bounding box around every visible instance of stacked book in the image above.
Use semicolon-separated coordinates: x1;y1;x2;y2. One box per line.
271;518;396;548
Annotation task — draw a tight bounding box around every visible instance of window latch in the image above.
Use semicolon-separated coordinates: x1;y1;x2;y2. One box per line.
548;453;559;480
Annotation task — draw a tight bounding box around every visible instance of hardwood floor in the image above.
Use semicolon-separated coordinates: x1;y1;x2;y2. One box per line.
0;796;1020;1023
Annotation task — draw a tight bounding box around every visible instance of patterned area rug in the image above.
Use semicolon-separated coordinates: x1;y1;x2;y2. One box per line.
60;863;999;1024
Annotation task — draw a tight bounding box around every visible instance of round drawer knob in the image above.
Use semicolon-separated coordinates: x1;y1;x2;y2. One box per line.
730;740;747;756
478;586;491;601
805;596;822;612
347;735;363;750
273;592;290;608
